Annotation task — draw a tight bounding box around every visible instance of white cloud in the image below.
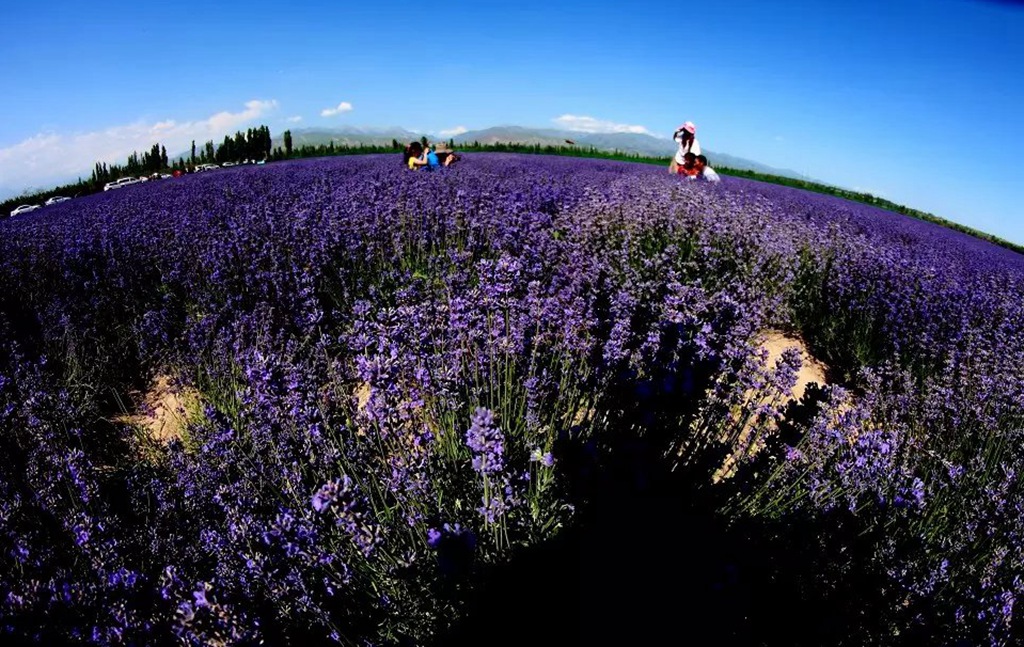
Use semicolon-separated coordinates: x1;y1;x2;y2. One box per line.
0;99;277;199
286;115;303;123
321;101;353;117
439;125;468;137
206;99;277;133
552;114;652;135
853;186;888;197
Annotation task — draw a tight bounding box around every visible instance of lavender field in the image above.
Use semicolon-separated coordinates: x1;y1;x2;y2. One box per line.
1;153;1023;645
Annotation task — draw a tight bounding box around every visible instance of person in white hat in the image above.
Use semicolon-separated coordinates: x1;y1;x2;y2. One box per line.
669;121;702;174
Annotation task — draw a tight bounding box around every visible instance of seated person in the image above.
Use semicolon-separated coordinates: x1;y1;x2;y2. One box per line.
426;143;459;169
404;141;460;171
424;144;441;170
678;152;699;177
404;142;429;170
693;154;721;183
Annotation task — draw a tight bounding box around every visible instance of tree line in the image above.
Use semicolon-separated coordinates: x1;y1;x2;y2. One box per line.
273;135;678;168
89;126;273;186
3;127;274;216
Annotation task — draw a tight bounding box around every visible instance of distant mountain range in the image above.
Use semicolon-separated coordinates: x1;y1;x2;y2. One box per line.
271;125;813;181
281;126;425;149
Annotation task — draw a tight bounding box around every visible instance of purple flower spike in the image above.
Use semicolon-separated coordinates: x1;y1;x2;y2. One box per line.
312;476;353;513
465;407;505;474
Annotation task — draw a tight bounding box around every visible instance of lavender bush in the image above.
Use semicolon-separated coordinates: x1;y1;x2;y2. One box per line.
1;154;1022;644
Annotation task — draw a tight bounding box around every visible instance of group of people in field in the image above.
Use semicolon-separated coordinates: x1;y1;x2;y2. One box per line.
402;141;460;171
400;121;721;183
668;121;720;183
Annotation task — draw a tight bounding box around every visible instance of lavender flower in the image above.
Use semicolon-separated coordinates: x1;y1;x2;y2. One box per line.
312;477;353;513
465;407;505;474
2;152;1024;645
530;448;555;467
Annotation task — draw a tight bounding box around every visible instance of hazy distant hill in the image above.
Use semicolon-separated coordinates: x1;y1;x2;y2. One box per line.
264;125;810;181
274;126;426;149
449;126;571;147
450;126;664;156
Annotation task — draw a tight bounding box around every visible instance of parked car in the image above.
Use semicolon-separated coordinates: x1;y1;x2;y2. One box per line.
44;196;71;206
195;163;221;172
10;204;40;217
103;177;144;191
221;161;237;167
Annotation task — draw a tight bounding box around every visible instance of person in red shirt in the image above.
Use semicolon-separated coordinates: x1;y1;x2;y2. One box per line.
677;152;699;177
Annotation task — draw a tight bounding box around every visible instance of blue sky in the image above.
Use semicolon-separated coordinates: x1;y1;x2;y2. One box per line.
2;0;1023;242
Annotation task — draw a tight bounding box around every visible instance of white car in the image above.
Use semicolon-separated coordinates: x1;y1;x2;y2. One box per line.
195;163;221;172
103;177;144;191
45;196;71;206
10;204;40;217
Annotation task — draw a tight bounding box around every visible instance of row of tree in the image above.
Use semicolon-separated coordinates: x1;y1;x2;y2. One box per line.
207;126;272;166
87;126;273;188
269;132;465;162
4;126;277;216
90;143;168;186
271;135;667;167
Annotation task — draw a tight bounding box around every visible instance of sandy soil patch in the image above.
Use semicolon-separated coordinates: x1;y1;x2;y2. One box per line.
114;374;200;444
714;331;829;481
355;382;371;412
759;330;828;402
